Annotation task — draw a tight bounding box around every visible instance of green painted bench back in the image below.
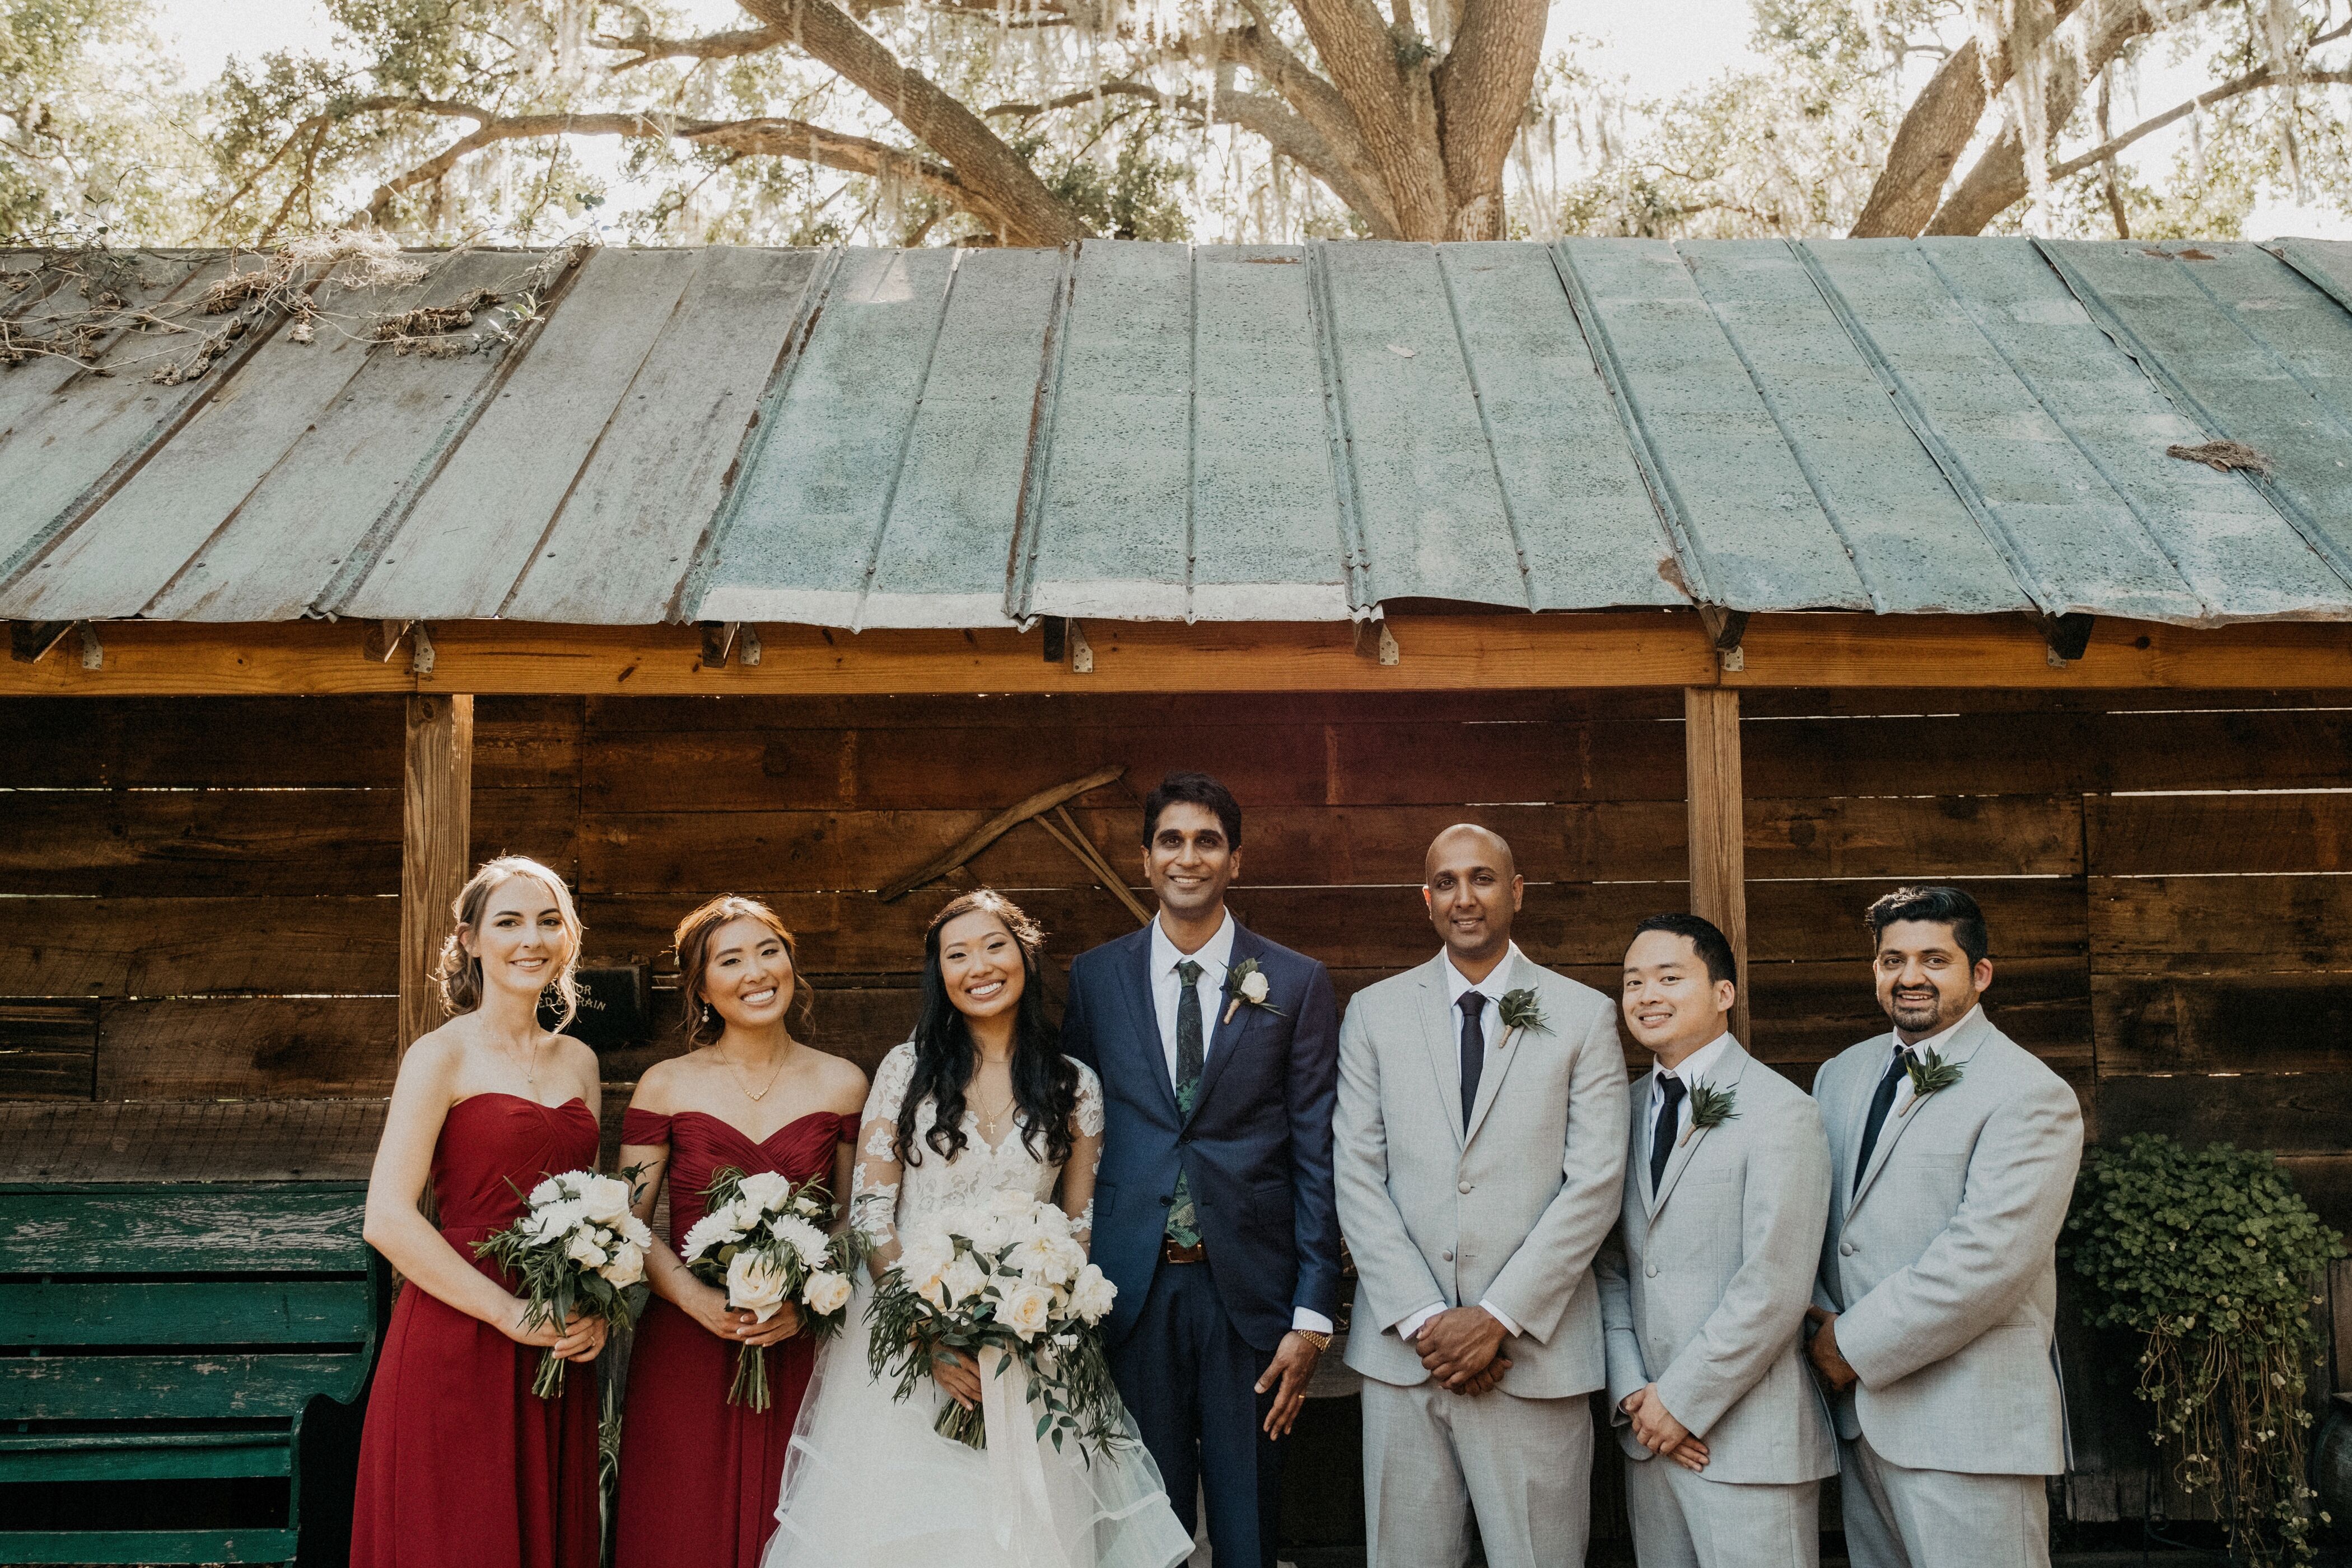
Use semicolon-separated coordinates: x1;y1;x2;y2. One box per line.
0;1182;381;1566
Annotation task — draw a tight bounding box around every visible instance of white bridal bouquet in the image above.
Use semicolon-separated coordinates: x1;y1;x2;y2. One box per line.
679;1166;862;1411
475;1169;651;1398
867;1189;1123;1455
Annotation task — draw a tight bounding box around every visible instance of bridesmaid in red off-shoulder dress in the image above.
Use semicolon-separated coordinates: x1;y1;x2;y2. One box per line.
614;895;868;1568
353;856;608;1568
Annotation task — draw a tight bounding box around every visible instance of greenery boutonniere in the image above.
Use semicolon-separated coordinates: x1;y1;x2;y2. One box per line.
1222;956;1284;1025
1898;1047;1962;1114
1681;1081;1738;1146
1496;987;1547;1047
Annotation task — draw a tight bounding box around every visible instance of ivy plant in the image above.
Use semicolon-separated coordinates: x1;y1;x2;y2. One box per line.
2065;1135;2345;1566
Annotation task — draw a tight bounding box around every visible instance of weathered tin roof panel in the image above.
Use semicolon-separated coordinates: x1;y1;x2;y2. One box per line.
2;236;2348;629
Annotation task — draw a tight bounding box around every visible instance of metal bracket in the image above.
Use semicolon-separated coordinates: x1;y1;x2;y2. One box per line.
738;624;762;667
77;624;102;670
1353;617;1400;666
2040;612;2094;668
362;619;433;675
699;621;741;670
1697;606;1748;671
1067;619;1094;674
8;620;77;663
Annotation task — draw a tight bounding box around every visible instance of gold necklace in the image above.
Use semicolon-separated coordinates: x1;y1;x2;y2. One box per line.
721;1047;788;1103
972;1060;1015;1138
503;1032;548;1095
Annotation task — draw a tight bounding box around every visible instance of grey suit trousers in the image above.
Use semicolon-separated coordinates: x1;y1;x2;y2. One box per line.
1623;1459;1819;1568
1360;1379;1592;1568
1843;1433;2050;1568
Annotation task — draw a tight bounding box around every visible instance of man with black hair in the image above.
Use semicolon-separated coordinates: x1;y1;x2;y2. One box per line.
1805;886;2084;1568
1596;912;1835;1568
1061;771;1342;1568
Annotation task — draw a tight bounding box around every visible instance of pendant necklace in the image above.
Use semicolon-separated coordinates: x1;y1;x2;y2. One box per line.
725;1048;788;1103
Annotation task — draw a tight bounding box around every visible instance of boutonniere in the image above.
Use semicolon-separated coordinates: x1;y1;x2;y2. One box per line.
1222;957;1284;1025
1898;1047;1962;1114
1680;1081;1738;1146
1496;987;1547;1048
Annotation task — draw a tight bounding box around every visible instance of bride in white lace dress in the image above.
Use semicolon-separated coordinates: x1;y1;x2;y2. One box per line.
763;891;1192;1568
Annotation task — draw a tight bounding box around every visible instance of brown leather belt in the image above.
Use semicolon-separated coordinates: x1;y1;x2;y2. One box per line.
1161;1238;1206;1264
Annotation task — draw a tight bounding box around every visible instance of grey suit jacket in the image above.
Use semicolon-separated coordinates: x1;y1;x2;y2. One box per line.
1595;1042;1836;1485
1813;1007;2083;1476
1334;951;1629;1398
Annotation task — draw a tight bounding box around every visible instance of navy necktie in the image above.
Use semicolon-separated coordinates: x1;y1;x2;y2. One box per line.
1854;1044;1909;1194
1649;1075;1687;1195
1457;992;1487;1131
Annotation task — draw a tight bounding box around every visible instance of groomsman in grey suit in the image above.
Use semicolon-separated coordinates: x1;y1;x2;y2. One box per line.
1333;825;1629;1568
1596;913;1835;1568
1806;886;2084;1568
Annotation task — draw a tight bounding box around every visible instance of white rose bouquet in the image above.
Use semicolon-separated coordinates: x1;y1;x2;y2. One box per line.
474;1169;652;1398
679;1165;864;1412
867;1189;1123;1456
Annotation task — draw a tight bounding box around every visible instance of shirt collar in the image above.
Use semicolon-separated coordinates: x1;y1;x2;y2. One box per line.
1150;909;1235;979
1442;944;1524;1007
1654;1032;1735;1093
1896;1004;1980;1060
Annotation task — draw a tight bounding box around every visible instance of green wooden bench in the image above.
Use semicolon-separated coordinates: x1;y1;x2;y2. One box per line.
0;1182;382;1566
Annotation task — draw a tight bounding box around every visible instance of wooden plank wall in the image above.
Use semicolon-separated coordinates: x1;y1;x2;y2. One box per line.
3;688;2348;1228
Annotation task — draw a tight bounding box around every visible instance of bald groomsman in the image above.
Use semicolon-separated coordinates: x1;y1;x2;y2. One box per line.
1807;886;2084;1568
1334;825;1628;1568
1597;913;1835;1568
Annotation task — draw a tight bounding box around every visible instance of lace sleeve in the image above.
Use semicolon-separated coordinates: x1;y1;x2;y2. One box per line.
851;1044;914;1278
1061;1060;1105;1253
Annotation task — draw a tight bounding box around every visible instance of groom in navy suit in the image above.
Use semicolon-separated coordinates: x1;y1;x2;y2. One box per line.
1062;771;1342;1568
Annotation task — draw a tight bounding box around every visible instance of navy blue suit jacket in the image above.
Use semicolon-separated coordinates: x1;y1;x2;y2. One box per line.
1062;919;1342;1354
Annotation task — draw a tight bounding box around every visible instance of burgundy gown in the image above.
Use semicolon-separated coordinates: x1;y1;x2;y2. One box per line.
352;1092;604;1568
613;1107;854;1568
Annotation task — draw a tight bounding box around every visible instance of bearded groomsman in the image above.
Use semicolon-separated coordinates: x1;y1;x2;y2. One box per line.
1333;825;1628;1568
1061;772;1341;1568
1595;913;1835;1568
1807;886;2084;1568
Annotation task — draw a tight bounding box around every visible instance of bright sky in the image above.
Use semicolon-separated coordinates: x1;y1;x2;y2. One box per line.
145;0;2350;239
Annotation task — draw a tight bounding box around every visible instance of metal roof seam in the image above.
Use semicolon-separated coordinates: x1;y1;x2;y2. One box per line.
2035;238;2352;596
2268;239;2352;314
671;244;844;625
1304;240;1377;617
1432;244;1536;610
1004;242;1079;627
1788;239;2060;618
1545;240;1716;607
850;247;964;634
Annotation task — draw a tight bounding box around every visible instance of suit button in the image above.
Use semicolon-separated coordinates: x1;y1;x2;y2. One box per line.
1839;1241;1856;1257
1440;1249;1455;1262
1644;1263;1658;1278
1458;1181;1473;1194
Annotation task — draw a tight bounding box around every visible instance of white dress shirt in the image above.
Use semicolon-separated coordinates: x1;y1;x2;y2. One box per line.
1644;1030;1737;1150
1885;1004;1981;1118
1398;946;1529;1346
1147;909;1333;1338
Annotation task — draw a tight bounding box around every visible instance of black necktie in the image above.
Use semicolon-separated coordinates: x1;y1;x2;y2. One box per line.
1649;1074;1687;1196
1174;960;1205;1113
1854;1044;1909;1194
1457;992;1487;1131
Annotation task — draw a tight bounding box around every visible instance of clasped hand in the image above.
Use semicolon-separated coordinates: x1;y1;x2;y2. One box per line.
506;1299;607;1362
694;1282;803;1347
1803;1306;1858;1393
1415;1306;1511;1396
1620;1383;1707;1472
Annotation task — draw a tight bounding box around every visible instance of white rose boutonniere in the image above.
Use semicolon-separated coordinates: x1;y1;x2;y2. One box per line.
1222;956;1286;1025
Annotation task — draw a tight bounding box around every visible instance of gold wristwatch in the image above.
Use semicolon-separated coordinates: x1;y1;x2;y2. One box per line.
1295;1328;1332;1352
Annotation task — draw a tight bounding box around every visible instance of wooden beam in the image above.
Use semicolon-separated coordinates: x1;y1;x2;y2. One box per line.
1683;687;1752;1045
399;694;473;1057
0;613;2346;697
876;764;1127;901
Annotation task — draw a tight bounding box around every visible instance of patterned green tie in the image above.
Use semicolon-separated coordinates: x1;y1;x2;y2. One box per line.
1166;959;1205;1246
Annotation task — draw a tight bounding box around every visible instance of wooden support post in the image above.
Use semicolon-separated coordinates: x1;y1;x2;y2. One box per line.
1683;687;1752;1046
399;694;474;1057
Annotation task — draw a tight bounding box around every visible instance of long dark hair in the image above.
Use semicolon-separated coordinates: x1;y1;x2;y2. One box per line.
897;889;1079;1170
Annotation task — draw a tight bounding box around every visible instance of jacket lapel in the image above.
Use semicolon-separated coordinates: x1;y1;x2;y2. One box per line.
1462;952;1539;1149
1648;1041;1750;1220
1116;926;1181;1124
1187;921;1259;1122
1849;1009;1992;1215
1415;956;1465;1152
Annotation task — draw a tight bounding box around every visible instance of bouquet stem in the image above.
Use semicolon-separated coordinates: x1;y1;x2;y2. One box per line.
532;1349;568;1399
934;1398;986;1450
730;1344;771;1413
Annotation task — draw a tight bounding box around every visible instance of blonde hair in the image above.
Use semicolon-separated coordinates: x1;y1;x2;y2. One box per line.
673;894;813;1047
435;856;586;1029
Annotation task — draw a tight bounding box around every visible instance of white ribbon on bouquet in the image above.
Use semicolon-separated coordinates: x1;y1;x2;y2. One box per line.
978;1345;1075;1568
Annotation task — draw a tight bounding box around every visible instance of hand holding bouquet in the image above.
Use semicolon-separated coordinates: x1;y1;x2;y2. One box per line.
679;1166;862;1411
867;1189;1123;1457
475;1169;651;1398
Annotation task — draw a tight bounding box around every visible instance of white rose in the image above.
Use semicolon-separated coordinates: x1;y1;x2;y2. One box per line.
941;1254;988;1306
727;1249;790;1323
769;1216;829;1267
580;1175;634;1225
1069;1264;1116;1324
804;1271;852;1316
1001;1283;1054;1341
1029;1205;1072;1240
600;1240;646;1286
719;1197;759;1234
736;1171;794;1212
565;1230;610;1270
1009;1234;1084;1286
1239;968;1270;1004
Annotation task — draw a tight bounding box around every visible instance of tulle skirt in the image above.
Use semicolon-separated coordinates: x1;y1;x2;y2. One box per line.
762;1281;1193;1568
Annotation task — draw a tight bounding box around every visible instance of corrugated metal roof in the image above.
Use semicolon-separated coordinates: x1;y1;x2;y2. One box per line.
4;236;2349;629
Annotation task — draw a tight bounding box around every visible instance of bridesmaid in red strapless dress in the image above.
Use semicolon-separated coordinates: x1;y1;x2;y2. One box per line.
352;856;610;1568
613;896;867;1568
